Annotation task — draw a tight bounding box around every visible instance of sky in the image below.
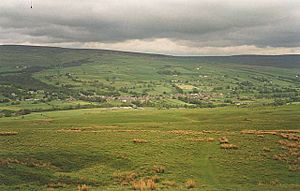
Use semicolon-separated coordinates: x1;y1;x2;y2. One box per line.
0;0;300;55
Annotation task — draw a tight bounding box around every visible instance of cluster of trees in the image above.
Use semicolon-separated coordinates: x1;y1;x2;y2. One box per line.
158;70;181;75
0;109;31;117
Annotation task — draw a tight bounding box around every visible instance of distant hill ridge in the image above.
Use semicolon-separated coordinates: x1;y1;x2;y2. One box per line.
1;44;300;68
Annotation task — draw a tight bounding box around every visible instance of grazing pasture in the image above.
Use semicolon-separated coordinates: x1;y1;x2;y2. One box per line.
1;105;299;190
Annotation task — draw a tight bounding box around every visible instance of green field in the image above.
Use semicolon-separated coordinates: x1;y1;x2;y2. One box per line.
1;105;300;190
0;45;300;190
1;45;300;115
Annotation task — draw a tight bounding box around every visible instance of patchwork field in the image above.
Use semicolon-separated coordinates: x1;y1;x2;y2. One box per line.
1;105;300;190
1;45;300;115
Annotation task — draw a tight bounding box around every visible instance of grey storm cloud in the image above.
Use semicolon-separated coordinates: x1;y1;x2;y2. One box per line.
0;0;300;51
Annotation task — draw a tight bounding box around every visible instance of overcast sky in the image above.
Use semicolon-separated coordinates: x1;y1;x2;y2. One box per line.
0;0;299;55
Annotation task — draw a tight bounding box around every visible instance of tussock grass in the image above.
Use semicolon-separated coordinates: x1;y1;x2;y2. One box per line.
218;137;229;144
0;158;54;169
289;165;300;172
262;147;271;152
77;184;89;191
162;180;177;188
0;131;18;136
220;143;238;149
278;140;300;148
279;133;300;141
241;129;300;136
57;128;82;132
132;179;157;190
187;137;215;142
150;175;160;183
132;179;146;190
113;171;138;186
273;154;287;161
240;130;278;135
47;182;66;189
185;179;196;189
153;165;165;173
58;128;159;133
168;130;204;135
133;139;148;144
146;179;156;190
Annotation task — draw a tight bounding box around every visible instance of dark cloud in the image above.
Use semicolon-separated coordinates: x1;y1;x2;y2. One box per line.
0;0;299;54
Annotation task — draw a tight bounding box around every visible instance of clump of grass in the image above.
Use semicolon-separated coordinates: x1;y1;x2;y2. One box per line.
162;180;177;188
113;171;137;186
0;131;18;136
132;179;146;191
288;165;300;172
0;158;53;169
185;179;196;189
153;165;165;173
278;140;300;148
279;133;300;141
218;137;229;144
150;175;160;183
57;128;82;132
168;130;204;135
187;137;215;142
273;154;287;161
133;139;148;144
146;179;156;190
262;147;271;152
240;130;278;135
132;179;156;190
202;130;220;134
47;182;66;189
220;143;238;149
77;184;89;191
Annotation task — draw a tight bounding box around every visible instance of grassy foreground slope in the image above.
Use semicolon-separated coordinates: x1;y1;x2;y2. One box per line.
1;105;300;190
